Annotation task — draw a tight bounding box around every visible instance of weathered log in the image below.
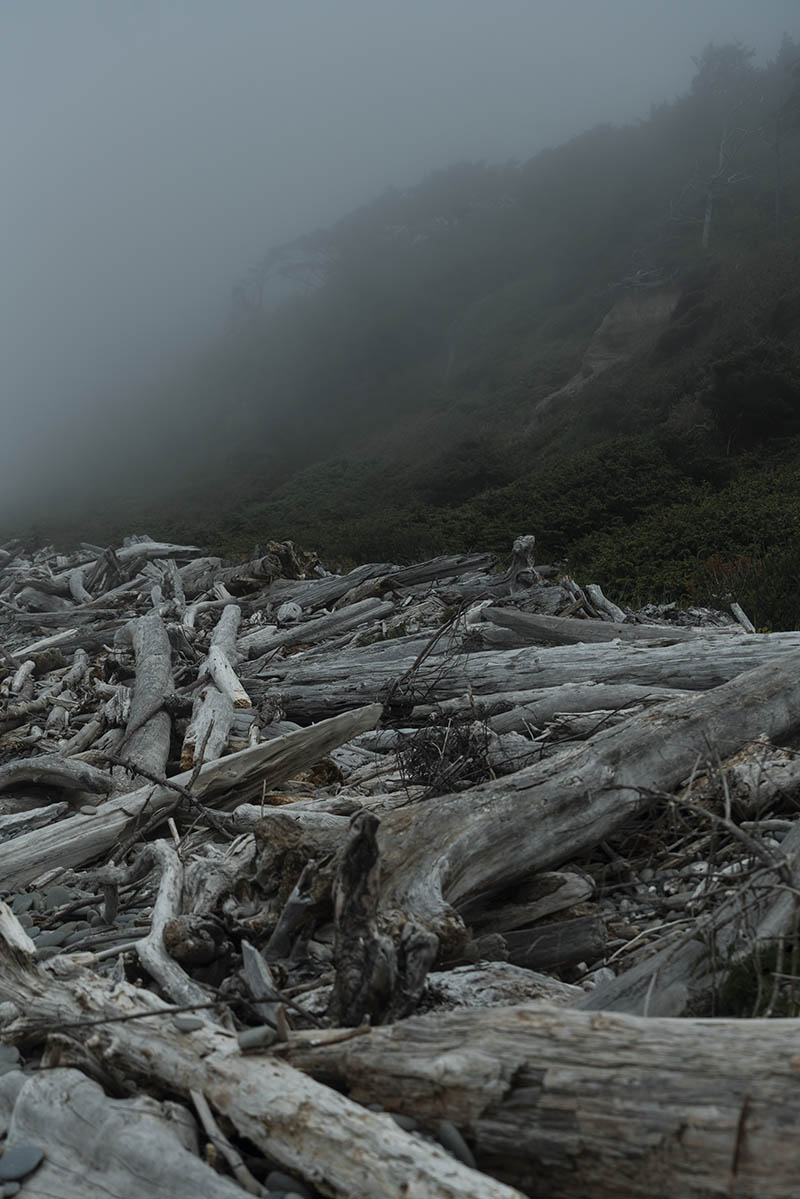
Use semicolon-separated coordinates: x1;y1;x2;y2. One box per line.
116;612;174;787
263;632;800;720
479;605;733;647
414;682;692;727
0;1068;246;1199
203;645;251;708
136;840;215;1016
504;916;606;973
0;918;521;1199
181;606;244;770
369;651;800;951
0;752;110;797
0;704;383;889
241;596;394;659
585;582;627;622
423;961;583;1009
459;872;594;934
180;684;234;771
283;1001;800;1199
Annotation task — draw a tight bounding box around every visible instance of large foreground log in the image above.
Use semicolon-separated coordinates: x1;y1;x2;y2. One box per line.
0;704;382;890
0;920;520;1199
284;1001;800;1199
371;652;800;950
0;1068;245;1199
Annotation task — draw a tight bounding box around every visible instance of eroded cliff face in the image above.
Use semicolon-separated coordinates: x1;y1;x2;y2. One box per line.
538;283;681;411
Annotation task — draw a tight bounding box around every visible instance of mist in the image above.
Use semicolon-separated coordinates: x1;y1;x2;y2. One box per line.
0;0;796;519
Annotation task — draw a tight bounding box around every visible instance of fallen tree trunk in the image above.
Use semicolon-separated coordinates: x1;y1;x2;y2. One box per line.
412;681;692;726
369;651;800;951
0;704;383;889
283;1001;800;1199
479;606;735;647
261;632;800;720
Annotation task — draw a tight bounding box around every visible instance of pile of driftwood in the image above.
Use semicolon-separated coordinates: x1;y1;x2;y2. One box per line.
1;532;800;1197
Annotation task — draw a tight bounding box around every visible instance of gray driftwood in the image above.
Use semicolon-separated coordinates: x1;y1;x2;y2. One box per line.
283;1001;800;1199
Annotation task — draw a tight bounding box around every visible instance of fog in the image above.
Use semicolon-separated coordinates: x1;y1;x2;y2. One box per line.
0;0;796;516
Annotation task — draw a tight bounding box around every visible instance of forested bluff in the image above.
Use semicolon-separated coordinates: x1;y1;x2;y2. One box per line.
14;36;800;632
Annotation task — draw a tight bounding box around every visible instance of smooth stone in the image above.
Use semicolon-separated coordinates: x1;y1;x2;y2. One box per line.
0;1145;45;1181
65;930;91;947
265;1171;311;1198
79;805;98;815
3;1183;21;1197
43;885;74;907
9;895;34;916
438;1120;476;1169
389;1113;418;1132
35;929;67;948
237;1026;277;1052
172;1015;204;1033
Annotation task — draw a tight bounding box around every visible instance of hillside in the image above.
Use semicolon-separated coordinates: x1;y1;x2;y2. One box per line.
17;36;800;628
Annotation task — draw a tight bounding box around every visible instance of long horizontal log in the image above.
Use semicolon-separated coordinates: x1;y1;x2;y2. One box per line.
0;704;383;890
480;605;737;647
0;921;521;1199
264;632;800;720
412;681;692;725
284;1001;800;1199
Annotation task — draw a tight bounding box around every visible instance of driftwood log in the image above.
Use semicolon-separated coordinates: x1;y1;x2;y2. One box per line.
283;1002;800;1199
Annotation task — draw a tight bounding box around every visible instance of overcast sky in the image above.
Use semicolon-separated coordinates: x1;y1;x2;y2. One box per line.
0;0;797;509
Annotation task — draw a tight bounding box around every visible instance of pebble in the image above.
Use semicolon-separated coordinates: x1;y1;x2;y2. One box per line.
9;895;34;916
265;1170;311;1198
390;1113;418;1132
35;929;67;949
0;1145;44;1182
3;1183;22;1197
172;1014;205;1033
437;1120;476;1169
79;805;98;815
44;885;74;907
237;1025;277;1051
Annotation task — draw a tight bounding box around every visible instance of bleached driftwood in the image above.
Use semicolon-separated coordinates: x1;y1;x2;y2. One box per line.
283;1002;800;1199
368;651;800;950
203;645;251;708
0;920;521;1199
0;704;383;889
135;840;215;1015
115;612;174;787
180;684;234;771
0;752;110;797
584;582;627;622
0;1068;245;1199
181;605;244;769
414;681;692;726
262;632;800;720
479;605;731;646
241;596;395;659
